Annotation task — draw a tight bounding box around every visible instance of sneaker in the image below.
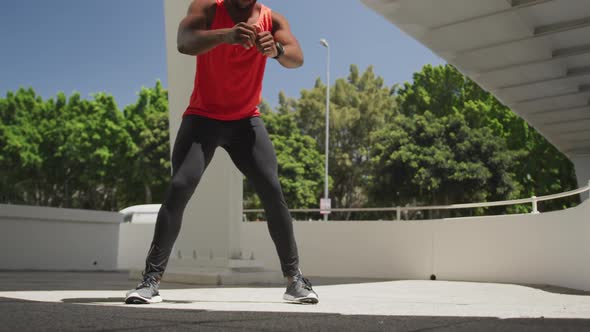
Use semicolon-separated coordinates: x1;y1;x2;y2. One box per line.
125;274;162;304
283;273;319;304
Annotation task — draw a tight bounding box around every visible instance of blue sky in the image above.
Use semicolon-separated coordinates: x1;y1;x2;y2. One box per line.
0;0;444;110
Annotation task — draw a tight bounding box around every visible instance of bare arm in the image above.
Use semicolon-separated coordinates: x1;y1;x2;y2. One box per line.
177;0;257;56
256;11;303;68
272;12;303;68
176;0;224;55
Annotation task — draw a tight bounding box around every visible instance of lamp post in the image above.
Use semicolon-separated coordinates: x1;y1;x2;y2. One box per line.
320;38;330;221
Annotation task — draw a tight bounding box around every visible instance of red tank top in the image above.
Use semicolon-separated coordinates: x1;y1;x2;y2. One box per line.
184;0;272;120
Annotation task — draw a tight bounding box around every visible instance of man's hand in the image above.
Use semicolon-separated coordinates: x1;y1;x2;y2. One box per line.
256;31;278;58
223;22;257;49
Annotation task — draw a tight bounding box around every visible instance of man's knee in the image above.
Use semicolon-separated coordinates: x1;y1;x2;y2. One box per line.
170;173;201;194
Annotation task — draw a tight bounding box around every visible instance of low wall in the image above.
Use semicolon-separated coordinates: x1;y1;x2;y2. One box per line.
7;200;588;291
0;204;121;271
117;223;154;271
241;200;590;290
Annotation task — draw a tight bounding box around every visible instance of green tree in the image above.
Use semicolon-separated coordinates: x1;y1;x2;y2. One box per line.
370;111;520;218
373;64;578;215
121;81;171;206
1;71;578;216
0;88;135;209
293;65;397;218
0;88;45;204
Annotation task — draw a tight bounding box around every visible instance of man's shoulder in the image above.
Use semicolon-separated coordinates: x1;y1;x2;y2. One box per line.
189;0;217;26
189;0;217;14
270;10;288;29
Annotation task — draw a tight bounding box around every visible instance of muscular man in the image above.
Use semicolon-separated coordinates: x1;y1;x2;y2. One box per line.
125;0;318;305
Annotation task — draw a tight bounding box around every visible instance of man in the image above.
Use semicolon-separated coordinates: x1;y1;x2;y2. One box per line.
125;0;318;305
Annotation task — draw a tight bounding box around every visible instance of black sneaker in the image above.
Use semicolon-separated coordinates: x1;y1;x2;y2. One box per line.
125;274;162;304
283;273;319;304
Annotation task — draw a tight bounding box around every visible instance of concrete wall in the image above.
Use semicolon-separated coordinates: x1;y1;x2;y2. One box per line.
0;204;121;270
241;200;590;291
117;223;154;271
10;199;586;291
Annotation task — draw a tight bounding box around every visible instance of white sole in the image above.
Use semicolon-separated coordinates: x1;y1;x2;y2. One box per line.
283;293;319;304
125;291;163;304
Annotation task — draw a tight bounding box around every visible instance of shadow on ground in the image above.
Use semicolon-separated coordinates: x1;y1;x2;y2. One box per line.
61;297;194;304
2;297;590;332
524;284;590;296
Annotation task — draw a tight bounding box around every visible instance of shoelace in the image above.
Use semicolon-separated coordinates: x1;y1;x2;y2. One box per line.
138;275;158;289
300;277;313;291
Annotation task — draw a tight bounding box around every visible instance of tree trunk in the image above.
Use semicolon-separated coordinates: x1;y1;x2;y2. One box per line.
64;178;69;208
144;183;152;204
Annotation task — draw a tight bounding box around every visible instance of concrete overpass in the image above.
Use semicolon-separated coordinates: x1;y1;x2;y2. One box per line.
360;0;590;196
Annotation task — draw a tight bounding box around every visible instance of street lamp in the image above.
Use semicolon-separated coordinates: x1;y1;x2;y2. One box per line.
320;38;330;221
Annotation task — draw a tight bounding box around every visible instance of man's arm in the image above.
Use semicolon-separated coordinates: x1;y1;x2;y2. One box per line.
256;11;304;68
177;0;257;56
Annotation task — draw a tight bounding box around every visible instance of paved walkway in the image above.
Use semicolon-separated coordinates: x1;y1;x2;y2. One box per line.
2;271;590;331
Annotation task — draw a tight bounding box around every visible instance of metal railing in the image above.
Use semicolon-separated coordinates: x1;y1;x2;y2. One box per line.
243;181;590;221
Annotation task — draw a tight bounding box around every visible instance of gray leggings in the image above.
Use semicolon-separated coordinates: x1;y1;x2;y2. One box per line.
144;115;299;279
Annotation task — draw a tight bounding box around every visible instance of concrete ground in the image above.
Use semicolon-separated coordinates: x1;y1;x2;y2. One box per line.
2;271;590;331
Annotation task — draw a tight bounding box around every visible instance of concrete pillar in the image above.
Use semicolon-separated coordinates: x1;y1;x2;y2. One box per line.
159;0;281;285
572;154;590;201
